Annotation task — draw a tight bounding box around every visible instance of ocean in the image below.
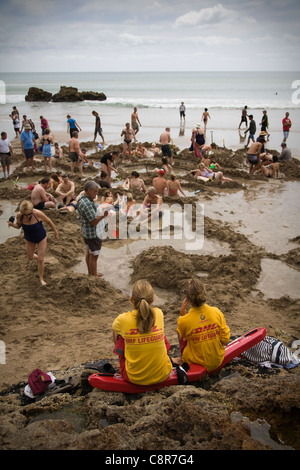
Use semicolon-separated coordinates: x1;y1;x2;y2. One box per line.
0;71;299;156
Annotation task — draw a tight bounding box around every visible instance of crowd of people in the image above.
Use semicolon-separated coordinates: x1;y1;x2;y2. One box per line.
1;103;296;388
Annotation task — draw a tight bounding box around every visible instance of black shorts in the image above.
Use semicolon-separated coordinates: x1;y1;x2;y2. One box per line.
34;201;45;210
69;152;79;162
84;237;102;255
24;148;34;159
94;127;103;137
161;144;172;157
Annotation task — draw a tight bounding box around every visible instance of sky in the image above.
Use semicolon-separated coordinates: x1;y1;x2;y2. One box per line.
0;0;299;72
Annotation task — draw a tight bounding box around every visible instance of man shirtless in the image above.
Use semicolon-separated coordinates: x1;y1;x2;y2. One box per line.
152;169;167;196
159;127;173;164
139;187;163;223
131;107;142;135
31;177;56;209
121;123;136;163
55;174;75;206
123;171;147;193
245;138;263;174
69;131;83;177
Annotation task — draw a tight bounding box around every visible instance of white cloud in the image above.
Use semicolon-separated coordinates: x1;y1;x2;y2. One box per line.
174;3;233;27
119;33;156;47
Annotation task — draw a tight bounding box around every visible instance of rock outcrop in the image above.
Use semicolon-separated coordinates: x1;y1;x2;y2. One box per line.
25;87;53;102
25;86;107;102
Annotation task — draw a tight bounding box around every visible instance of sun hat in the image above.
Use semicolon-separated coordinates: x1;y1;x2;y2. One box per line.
24;124;32;130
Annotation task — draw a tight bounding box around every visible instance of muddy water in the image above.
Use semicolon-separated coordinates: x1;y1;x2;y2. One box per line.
203;180;300;255
256;258;300;300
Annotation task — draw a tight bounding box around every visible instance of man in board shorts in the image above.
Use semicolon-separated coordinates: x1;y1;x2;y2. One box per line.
68;130;83;177
76;180;108;277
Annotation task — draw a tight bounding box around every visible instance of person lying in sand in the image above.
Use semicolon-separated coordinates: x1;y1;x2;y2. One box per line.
7;200;58;286
191;163;233;183
254;162;279;179
173;278;230;371
112;279;172;385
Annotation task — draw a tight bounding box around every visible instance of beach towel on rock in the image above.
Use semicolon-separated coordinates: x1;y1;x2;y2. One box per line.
241;336;300;369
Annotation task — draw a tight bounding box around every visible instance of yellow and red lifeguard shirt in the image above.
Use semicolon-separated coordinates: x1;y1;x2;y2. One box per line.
112;308;172;385
177;304;230;371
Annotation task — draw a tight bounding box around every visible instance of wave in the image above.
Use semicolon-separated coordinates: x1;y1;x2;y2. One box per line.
4;93;299;110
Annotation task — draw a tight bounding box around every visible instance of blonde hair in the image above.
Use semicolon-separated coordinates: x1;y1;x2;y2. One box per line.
20;200;34;215
131;280;155;334
185;278;207;307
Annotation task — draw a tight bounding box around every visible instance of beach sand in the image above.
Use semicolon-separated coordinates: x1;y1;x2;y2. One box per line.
0;136;299;451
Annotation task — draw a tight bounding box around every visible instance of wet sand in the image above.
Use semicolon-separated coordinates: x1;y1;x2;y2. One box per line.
0;137;299;451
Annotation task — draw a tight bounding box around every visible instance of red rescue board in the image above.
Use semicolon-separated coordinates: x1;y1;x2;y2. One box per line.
88;327;266;393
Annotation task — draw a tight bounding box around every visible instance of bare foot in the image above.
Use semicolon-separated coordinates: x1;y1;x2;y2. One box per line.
40;279;47;286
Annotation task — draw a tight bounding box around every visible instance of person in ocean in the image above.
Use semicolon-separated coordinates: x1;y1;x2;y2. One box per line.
174;278;230;372
112;279;173;385
7;200;58;286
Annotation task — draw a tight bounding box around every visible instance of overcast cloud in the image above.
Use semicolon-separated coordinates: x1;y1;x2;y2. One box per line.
0;0;299;72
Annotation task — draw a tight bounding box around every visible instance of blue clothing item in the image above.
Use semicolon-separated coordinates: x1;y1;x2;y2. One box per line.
20;130;34;149
21;213;47;244
42;142;52;157
67;118;76;128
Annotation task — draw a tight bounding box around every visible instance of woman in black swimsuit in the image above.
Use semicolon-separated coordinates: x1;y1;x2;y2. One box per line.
8;200;58;285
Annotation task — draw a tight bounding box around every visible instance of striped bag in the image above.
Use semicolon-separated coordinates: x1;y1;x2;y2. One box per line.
241;336;300;367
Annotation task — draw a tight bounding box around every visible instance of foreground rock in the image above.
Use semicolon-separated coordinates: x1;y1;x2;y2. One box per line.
25;86;107;102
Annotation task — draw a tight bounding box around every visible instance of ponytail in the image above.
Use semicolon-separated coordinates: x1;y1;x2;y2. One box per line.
132;280;155;334
185;278;207;307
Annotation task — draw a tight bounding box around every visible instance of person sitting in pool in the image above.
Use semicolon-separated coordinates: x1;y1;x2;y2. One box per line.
152;169;167;196
123;171;147;193
154;156;173;175
99;190;120;212
174;278;230;372
112;279;172;385
133;142;147;157
166;174;186;197
137;186;163;223
119;192;136;217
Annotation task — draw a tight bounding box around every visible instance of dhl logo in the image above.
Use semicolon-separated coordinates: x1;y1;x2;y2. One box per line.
128;325;161;335
194;323;217;334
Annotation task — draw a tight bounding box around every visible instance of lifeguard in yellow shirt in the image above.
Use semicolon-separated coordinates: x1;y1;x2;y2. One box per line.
176;279;230;372
112;280;172;385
